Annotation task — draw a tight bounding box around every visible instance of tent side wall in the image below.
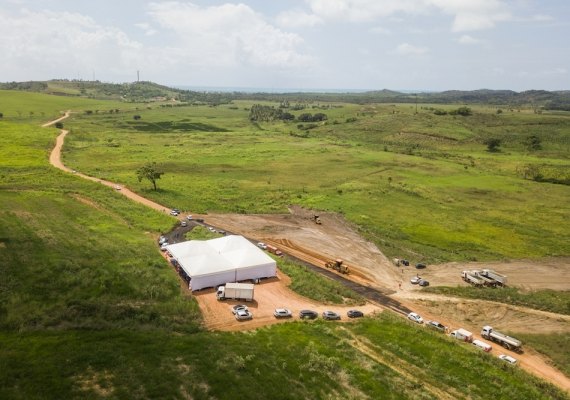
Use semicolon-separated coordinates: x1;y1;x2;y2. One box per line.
235;262;276;282
190;270;237;291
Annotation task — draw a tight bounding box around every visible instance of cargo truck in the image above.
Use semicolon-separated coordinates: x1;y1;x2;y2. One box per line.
480;269;508;286
216;282;254;301
481;326;522;352
265;244;283;256
450;328;474;342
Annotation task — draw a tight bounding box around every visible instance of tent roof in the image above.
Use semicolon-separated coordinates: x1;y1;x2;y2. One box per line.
166;235;276;278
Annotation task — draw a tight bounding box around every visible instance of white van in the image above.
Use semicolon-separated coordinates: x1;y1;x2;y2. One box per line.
472;339;492;352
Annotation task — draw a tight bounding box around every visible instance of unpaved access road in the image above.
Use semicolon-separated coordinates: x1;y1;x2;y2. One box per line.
45;114;570;392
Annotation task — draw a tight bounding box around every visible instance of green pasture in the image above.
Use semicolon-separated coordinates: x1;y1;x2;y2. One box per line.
0;89;569;399
1;314;567;400
62;100;570;262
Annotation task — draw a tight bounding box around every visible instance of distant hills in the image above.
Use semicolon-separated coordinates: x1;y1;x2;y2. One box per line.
1;79;569;110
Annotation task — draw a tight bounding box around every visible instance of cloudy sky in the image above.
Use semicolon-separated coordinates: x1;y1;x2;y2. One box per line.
1;0;568;91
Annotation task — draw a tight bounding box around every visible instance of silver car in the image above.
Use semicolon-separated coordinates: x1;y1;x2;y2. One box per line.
235;309;253;321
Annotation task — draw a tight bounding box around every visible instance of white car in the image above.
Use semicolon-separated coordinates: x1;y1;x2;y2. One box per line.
208;227;216;232
114;185;122;190
235;309;253;321
257;242;267;250
407;312;423;324
273;308;292;318
498;354;517;365
160;242;169;251
231;304;248;314
186;215;193;220
181;221;187;227
158;236;167;244
410;276;421;284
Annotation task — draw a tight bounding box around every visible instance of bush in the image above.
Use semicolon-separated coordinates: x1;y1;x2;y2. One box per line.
54;122;63;129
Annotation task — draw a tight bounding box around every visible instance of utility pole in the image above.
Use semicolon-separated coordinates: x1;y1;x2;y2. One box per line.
137;70;140;82
415;93;418;114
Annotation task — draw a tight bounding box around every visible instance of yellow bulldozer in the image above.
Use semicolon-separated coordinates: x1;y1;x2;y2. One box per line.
325;259;349;274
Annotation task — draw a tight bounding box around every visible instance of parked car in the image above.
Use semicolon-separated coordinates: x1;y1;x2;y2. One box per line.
257;242;267;250
322;311;341;320
114;185;122;190
186;215;193;220
158;236;167;244
418;279;430;287
181;221;187;227
273;308;292;318
231;304;248;315
217;230;226;235
401;259;410;266
170;210;179;216
160;243;169;251
235;309;253;321
410;276;421;284
498;354;517;365
208;227;216;232
407;312;423;324
195;218;204;223
427;321;447;332
415;263;427;269
347;310;364;318
299;310;318;319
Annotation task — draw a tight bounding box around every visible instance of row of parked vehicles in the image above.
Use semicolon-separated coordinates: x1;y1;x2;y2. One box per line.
230;305;365;321
406;311;520;364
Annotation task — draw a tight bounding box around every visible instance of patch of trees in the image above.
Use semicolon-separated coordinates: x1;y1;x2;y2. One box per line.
524;135;542;151
54;122;63;129
430;106;472;116
249;104;328;123
133;115;141;120
484;138;502;152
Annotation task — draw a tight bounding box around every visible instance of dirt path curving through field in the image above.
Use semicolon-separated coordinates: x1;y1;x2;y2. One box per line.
43;114;570;393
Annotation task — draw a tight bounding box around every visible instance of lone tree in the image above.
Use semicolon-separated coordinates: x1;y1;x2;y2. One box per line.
484;137;502;152
136;162;164;190
524;135;542;151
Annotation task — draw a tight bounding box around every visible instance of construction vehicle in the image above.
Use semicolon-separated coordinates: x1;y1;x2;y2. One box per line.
325;259;349;274
312;215;322;224
461;271;484;287
481;326;522;352
480;269;508;286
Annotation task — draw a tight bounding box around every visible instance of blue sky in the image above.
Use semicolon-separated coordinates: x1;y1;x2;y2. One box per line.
1;0;568;91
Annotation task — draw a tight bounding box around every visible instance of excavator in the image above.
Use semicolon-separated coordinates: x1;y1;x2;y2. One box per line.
312;214;322;224
325;259;349;274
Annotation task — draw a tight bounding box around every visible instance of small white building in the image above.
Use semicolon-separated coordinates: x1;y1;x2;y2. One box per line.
166;235;277;291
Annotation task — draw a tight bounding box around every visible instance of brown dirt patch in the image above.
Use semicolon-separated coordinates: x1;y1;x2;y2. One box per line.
194;270;382;332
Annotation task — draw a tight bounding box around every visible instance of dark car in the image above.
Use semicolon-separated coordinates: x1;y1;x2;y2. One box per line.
401;259;410;266
418;279;430;287
322;311;341;320
299;310;318;319
415;263;427;269
347;310;364;318
427;320;447;332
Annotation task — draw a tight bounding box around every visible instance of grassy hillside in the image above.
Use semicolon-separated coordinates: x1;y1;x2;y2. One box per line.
0;90;568;399
62;101;570;263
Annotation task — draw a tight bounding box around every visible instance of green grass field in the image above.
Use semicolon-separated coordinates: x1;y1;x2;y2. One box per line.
60;100;570;263
1;89;569;399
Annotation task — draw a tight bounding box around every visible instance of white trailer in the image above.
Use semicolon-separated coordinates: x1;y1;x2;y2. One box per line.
481;326;522;352
216;282;254;301
480;269;508;286
461;271;484;287
472;271;498;287
450;328;474;343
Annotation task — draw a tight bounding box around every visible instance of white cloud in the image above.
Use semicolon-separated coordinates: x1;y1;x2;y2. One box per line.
425;0;511;31
276;10;323;28
304;0;511;31
0;8;142;80
456;34;481;45
369;26;392;35
135;23;157;36
395;43;429;56
147;2;313;68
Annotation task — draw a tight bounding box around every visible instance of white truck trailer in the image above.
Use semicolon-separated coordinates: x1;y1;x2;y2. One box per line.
216;282;254;301
481;326;522;352
461;271;484;287
450;328;474;343
480;269;508;286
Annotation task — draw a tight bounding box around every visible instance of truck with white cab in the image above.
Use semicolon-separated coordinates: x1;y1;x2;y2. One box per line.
450;328;474;343
216;282;254;301
481;326;522;352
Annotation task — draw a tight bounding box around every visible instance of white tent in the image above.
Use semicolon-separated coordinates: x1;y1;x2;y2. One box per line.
166;235;277;291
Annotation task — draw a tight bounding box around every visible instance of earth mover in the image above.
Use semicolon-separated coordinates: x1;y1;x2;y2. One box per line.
312;215;322;224
325;259;349;274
